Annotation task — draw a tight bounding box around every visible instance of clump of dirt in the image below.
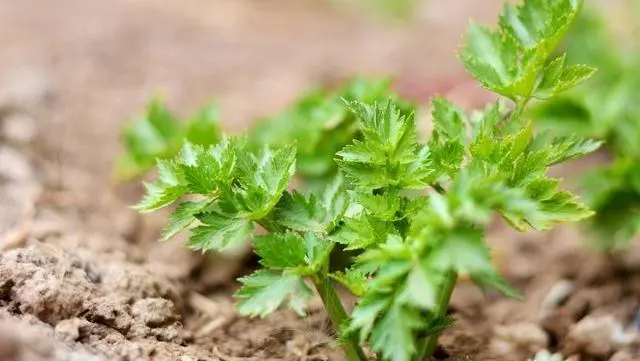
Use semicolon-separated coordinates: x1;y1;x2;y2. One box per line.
0;239;207;360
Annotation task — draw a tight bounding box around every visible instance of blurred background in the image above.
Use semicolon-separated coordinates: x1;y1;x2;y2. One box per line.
1;0;505;186
0;0;632;186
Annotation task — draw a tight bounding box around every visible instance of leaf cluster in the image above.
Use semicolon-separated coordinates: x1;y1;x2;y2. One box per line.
337;95;596;360
137;102;596;361
250;77;413;184
460;0;592;101
528;1;640;250
135;0;598;360
115;78;410;188
115;97;221;181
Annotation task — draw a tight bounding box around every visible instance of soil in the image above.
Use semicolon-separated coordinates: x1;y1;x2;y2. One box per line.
0;0;638;360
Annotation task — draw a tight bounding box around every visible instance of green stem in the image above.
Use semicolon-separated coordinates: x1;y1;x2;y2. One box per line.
256;217;284;233
432;183;445;194
312;273;367;361
414;270;458;361
510;96;531;123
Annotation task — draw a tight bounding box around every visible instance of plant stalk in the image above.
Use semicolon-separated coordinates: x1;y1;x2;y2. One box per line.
312;273;367;361
414;270;458;361
510;96;531;123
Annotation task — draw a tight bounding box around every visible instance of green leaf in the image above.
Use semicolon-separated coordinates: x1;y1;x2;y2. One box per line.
230;144;296;219
422;315;455;335
369;302;424;361
529;131;602;165
184;102;221;146
303;232;334;272
254;232;307;269
536;54;568;96
365;258;413;291
428;192;455;228
188;213;253;252
162;200;209;240
235;270;312;318
428;227;492;275
135;181;185;212
553;64;596;93
400;263;439;309
321;174;349;230
337;100;432;190
146;96;180;139
274;192;326;233
471;269;523;300
535;54;596;98
498;177;594;231
582;159;640;250
349;294;390;343
428;97;467;179
331;214;393;250
115;98;221;181
180;146;223;194
330;268;368;296
430;96;467;140
350;190;401;221
134;160;186;212
274;176;349;234
460;0;583;98
250;77;409;181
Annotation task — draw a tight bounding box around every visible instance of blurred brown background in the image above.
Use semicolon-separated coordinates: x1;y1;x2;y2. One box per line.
0;0;509;186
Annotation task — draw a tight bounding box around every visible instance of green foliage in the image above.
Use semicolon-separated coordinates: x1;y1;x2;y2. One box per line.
135;0;596;360
250;78;413;184
336;100;433;190
135;138;296;252
342;97;595;361
235;270;313;318
529;1;640;250
582;158;640;250
116;79;410;191
115;97;221;181
460;0;589;100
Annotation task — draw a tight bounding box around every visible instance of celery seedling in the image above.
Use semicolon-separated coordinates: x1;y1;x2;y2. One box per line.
136;0;598;360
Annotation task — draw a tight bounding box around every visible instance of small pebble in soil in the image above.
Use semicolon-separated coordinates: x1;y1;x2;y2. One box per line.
565;314;635;357
131;298;177;328
490;322;548;357
55;318;83;342
540;279;575;319
609;350;638;361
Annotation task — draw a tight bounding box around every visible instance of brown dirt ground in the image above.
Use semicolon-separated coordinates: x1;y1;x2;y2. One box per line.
0;0;639;360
